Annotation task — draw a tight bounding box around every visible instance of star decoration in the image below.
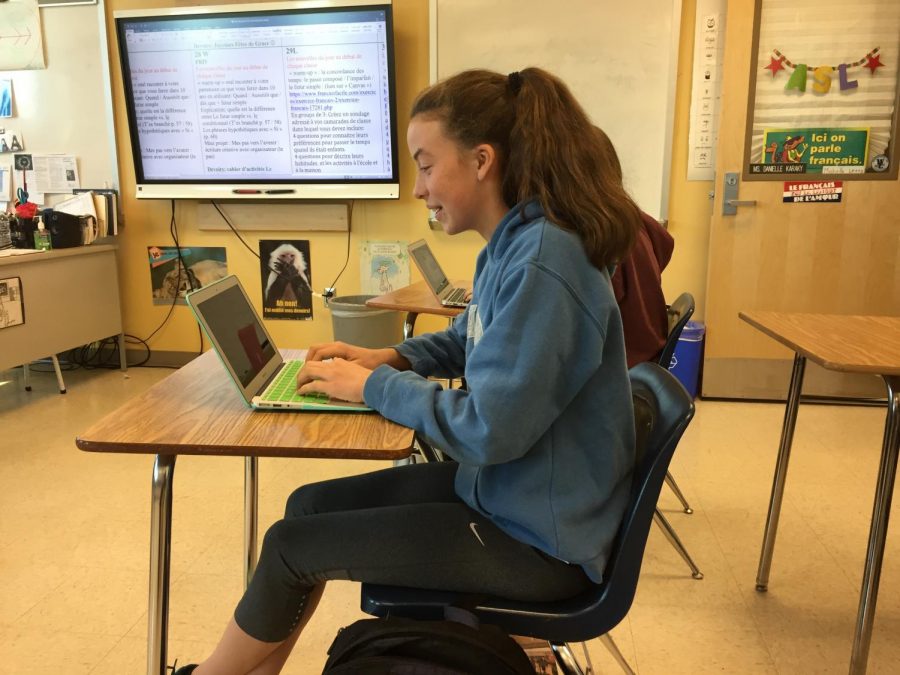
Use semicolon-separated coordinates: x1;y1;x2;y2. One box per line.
865;53;884;74
765;55;786;76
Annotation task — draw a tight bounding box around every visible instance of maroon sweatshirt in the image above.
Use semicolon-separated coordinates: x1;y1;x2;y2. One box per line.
611;212;675;368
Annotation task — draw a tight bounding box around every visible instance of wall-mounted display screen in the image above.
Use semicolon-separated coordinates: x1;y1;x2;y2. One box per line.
115;1;399;200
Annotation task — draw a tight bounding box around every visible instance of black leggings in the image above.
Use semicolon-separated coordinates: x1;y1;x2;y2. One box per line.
234;462;592;642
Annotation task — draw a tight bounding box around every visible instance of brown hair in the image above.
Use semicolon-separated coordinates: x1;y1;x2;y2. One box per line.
410;67;640;268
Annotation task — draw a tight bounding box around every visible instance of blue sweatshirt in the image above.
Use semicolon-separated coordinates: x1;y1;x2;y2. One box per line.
363;202;635;582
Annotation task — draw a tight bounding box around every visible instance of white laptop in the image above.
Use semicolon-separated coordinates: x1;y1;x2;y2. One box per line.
186;275;371;412
407;239;469;308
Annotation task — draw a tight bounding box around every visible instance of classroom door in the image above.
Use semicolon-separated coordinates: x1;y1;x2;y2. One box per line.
701;0;900;399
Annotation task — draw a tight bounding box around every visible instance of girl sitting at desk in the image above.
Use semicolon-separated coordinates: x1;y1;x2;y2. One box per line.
174;67;641;675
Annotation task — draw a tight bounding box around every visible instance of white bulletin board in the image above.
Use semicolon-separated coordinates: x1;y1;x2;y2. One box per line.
429;0;683;220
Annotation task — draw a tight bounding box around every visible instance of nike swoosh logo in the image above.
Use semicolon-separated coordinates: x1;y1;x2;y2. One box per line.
469;522;486;547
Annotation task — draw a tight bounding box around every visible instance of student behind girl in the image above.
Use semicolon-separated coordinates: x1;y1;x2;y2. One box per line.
596;127;676;367
173;67;642;675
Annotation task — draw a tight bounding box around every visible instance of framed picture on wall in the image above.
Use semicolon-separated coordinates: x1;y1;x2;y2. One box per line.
744;0;900;180
0;277;25;330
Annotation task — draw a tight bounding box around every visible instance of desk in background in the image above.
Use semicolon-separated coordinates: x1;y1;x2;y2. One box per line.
76;349;414;675
367;279;468;339
740;311;900;675
0;244;126;375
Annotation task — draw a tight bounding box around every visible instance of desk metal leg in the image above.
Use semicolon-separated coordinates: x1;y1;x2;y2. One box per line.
392;313;419;467
148;454;176;675
403;312;418;340
849;375;900;675
51;355;66;394
244;456;259;588
119;333;128;371
756;353;806;592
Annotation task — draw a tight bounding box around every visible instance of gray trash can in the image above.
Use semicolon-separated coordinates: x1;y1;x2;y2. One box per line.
327;295;403;349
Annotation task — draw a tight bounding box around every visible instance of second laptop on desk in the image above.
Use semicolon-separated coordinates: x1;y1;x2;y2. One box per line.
187;275;371;413
408;239;469;308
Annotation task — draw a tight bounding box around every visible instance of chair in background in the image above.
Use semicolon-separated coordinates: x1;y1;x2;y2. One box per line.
651;291;702;579
360;363;696;675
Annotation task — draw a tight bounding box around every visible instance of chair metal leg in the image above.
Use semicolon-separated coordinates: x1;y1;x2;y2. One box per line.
654;509;704;579
664;471;692;513
579;641;595;675
598;633;635;675
414;433;445;463
51;355;66;394
551;643;585;675
22;363;31;391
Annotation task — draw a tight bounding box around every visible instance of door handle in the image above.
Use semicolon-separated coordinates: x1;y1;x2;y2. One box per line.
722;172;756;216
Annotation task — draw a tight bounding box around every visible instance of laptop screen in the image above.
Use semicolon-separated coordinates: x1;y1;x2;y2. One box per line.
193;283;277;386
408;242;450;295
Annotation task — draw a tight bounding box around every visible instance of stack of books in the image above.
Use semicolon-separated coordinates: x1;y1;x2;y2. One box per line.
72;188;119;238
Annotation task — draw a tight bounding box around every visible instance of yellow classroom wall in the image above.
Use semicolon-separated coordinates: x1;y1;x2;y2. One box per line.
664;0;714;320
106;0;713;356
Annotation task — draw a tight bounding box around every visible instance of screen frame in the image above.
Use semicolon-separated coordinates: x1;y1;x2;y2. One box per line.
407;239;450;298
186;275;284;405
114;0;400;200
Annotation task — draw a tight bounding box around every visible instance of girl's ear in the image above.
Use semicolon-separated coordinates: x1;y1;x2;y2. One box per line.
473;143;498;181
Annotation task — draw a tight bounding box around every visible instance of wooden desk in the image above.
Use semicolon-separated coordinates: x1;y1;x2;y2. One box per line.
740;311;900;675
0;244;126;374
367;279;468;338
76;349;414;675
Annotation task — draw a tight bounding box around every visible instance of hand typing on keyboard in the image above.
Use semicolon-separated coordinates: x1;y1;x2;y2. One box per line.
297;341;412;404
296;357;371;403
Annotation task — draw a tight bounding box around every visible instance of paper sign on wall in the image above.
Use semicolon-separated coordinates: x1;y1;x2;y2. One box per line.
783;180;843;203
148;246;228;305
0;276;25;329
0;0;46;71
360;241;409;296
762;128;869;174
259;240;313;321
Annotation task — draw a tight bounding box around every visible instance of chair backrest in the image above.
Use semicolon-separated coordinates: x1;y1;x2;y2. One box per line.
656;292;695;369
467;363;695;643
592;363;694;623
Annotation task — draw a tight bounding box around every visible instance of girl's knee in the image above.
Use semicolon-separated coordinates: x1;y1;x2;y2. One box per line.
261;518;293;555
284;482;323;518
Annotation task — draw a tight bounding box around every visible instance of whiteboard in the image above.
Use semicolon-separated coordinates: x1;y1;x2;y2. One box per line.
429;0;682;220
1;2;118;201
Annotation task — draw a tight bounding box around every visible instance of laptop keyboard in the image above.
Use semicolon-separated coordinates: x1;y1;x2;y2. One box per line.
260;361;330;404
444;287;468;305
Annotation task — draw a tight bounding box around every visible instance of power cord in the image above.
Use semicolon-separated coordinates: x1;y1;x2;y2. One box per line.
139;201;202;356
325;200;354;299
210;200;355;299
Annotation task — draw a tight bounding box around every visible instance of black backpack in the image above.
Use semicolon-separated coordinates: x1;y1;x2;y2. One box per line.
322;608;535;674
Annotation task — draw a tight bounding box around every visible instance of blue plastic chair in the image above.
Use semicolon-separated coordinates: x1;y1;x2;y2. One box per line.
657;292;695;374
360;363;695;674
